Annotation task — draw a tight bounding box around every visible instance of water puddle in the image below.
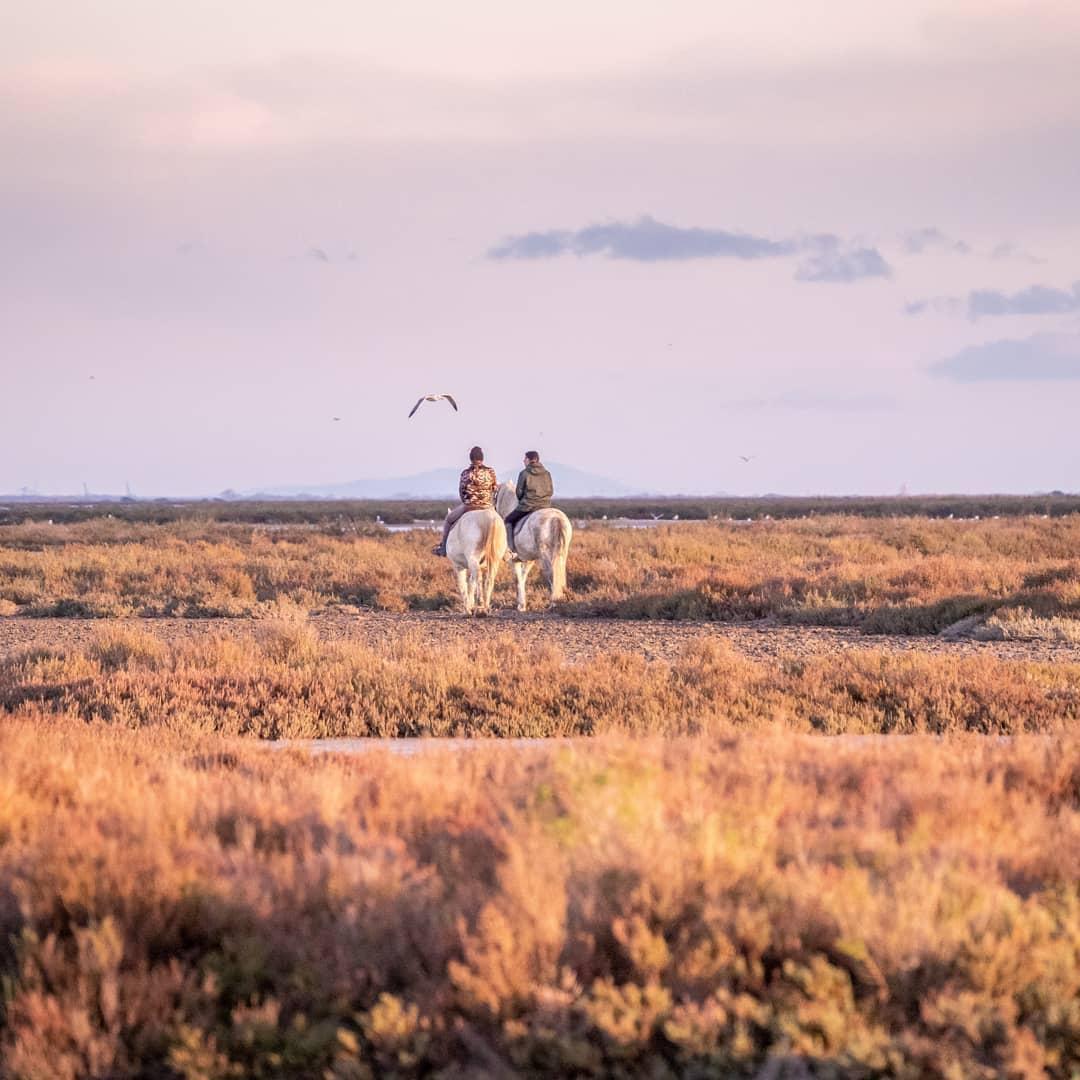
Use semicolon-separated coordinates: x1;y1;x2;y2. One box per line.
265;733;1023;756
267;737;567;756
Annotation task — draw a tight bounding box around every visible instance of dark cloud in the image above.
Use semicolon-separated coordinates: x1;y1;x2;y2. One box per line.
906;282;1080;318
489;218;887;284
930;334;1080;381
794;247;892;283
902;227;972;255
904;296;963;316
575;218;796;260
968;283;1080;317
488;216;796;262
488;230;572;259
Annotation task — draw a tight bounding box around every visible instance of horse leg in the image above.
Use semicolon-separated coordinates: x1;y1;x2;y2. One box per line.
455;566;471;614
514;560;533;612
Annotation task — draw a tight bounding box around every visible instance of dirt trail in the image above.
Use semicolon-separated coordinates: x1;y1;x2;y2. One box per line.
1;612;1077;664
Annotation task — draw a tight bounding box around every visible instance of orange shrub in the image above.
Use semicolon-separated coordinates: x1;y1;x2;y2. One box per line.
1;720;1079;1076
2;625;1078;736
2;515;1079;631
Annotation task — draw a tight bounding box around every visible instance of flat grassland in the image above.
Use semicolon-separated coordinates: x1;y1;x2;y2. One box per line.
2;512;1080;1075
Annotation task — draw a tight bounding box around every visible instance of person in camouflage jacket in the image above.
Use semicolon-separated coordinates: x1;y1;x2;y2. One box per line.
432;446;498;556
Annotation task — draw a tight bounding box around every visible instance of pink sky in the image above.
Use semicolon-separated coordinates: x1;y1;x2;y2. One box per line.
3;1;1079;495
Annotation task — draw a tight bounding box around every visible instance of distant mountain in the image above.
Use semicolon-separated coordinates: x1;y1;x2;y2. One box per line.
250;462;639;499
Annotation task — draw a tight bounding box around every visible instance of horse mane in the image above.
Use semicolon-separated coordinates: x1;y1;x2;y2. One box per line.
494;482;516;518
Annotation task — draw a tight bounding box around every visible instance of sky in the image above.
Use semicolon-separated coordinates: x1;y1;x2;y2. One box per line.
3;0;1079;496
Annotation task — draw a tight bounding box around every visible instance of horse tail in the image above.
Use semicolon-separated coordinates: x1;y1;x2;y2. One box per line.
550;514;571;600
482;513;504;570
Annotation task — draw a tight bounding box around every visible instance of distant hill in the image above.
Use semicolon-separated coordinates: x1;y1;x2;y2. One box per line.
250;462;639;500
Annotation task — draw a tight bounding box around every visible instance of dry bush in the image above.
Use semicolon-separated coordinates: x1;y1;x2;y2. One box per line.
1;719;1079;1076
975;607;1080;644
3;515;1080;632
2;627;1078;737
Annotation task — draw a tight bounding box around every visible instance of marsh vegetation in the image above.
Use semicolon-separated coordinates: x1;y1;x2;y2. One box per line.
2;623;1078;737
1;514;1078;637
3;511;1080;1076
2;720;1078;1077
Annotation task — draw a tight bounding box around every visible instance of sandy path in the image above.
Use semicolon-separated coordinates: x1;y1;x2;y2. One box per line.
1;612;1077;664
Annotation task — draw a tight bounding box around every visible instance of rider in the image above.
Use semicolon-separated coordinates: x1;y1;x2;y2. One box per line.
505;450;553;554
432;446;498;557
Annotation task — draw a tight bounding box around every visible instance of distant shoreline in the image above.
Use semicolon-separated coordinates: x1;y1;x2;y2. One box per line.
2;492;1078;526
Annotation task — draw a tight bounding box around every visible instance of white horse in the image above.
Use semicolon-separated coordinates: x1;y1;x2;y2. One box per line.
445;508;507;615
495;483;573;611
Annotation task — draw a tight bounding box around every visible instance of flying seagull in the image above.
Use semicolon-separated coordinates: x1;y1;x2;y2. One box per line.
332;416;342;422
738;455;755;464
408;393;458;418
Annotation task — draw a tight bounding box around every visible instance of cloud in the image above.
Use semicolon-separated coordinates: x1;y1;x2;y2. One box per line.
794;247;892;283
902;227;972;255
990;241;1046;264
898;231;1048;264
488;216;797;262
930;334;1080;381
906;282;1080;319
489;230;573;260
968;283;1080;317
904;296;963;316
489;218;887;284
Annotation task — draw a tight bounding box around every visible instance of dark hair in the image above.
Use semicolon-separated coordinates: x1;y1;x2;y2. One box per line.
524;450;540;462
469;446;484;462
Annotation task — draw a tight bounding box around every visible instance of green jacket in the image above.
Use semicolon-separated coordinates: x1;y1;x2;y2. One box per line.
516;463;553;511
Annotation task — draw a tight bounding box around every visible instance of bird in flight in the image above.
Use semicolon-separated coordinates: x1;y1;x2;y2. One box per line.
332;417;342;422
408;393;458;418
738;455;755;463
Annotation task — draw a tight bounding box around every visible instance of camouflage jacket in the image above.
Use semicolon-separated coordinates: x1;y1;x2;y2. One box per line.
459;463;498;508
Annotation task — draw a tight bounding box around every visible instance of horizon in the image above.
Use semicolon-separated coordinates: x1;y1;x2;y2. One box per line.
4;2;1079;495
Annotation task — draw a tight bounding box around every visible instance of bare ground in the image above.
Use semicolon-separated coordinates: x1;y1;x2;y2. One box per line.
1;612;1078;664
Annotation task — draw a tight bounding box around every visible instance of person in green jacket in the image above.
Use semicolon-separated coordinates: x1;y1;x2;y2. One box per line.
505;450;553;554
